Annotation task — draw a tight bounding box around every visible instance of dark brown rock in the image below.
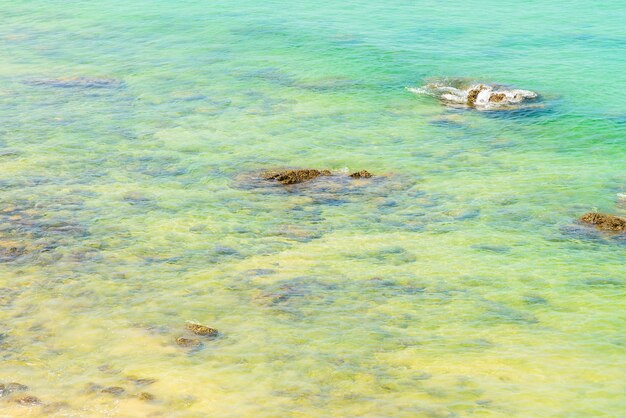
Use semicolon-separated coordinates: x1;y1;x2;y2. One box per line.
466;86;482;107
12;395;41;406
101;386;125;396
185;323;218;337
262;169;331;185
579;212;626;232
175;337;201;348
489;93;507;103
349;170;373;179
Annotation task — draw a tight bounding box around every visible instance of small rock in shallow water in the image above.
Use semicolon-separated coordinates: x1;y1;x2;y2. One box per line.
349;170;373;178
0;382;28;396
84;383;103;393
0;382;29;397
97;364;121;374
262;169;331;185
407;78;540;111
138;392;155;401
0;244;29;262
175;337;202;348
101;386;125;396
126;377;157;387
185;323;218;337
579;212;626;232
6;383;28;392
12;395;41;406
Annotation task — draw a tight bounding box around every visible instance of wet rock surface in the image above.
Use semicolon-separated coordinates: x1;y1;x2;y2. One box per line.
259;169;375;185
185;323;219;337
349;170;373;178
408;78;540;111
262;169;332;185
579;212;626;232
236;168;381;197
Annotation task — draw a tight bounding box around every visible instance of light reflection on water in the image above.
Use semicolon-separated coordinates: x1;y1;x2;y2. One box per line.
0;0;625;416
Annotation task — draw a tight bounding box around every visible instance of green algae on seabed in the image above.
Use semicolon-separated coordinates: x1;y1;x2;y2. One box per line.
0;0;625;416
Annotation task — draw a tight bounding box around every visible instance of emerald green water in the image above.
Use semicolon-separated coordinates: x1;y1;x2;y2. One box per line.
1;1;625;416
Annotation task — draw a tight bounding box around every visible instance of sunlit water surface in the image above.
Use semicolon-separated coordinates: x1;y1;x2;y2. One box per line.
1;0;625;416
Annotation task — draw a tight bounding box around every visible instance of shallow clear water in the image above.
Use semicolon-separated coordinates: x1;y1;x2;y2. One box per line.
1;0;625;416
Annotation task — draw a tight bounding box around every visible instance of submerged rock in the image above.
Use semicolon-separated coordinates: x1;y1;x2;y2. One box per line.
41;402;70;416
253;278;336;308
0;200;89;266
175;337;202;348
0;382;28;397
349;170;373;179
126;376;157;387
0;244;28;262
237;168;379;193
523;295;548;305
579;212;626;232
138;392;155;401
6;383;28;392
84;383;103;393
26;76;121;89
262;169;331;185
12;395;41;406
407;79;540;111
100;386;125;396
41;402;70;414
185;322;219;337
97;364;121;374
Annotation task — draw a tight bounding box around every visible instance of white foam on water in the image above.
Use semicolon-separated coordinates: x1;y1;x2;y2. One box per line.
407;79;541;111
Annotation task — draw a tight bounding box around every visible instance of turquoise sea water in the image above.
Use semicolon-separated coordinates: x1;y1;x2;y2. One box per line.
1;1;625;416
